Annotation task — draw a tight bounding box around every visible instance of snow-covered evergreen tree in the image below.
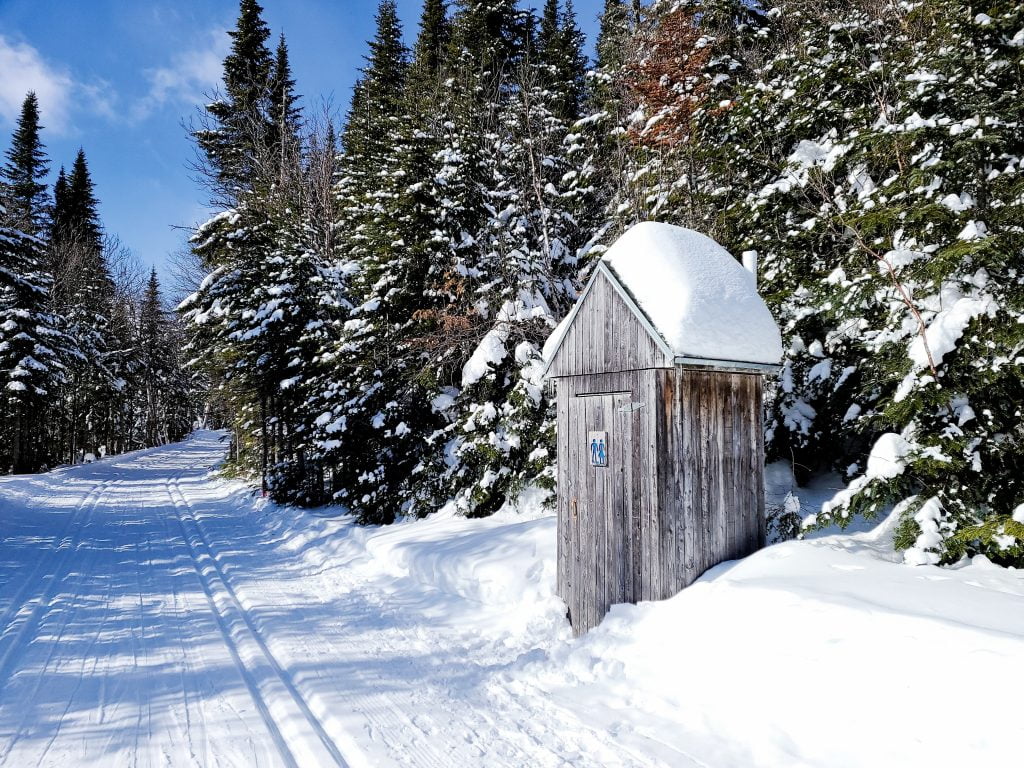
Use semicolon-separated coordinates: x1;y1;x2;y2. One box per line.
0;92;51;237
0;93;66;471
433;0;589;516
138;269;192;445
299;0;418;520
195;0;274;189
0;209;64;471
184;0;320;491
47;148;120;463
792;1;1024;566
690;0;1024;565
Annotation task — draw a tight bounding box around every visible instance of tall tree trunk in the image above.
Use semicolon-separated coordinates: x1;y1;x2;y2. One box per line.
11;405;22;473
261;394;269;494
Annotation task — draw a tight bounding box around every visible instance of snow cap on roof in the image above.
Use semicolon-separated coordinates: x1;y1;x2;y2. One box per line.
601;221;782;366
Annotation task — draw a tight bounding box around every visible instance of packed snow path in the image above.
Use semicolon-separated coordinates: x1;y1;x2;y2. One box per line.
4;432;1023;767
0;432;678;767
0;435;352;767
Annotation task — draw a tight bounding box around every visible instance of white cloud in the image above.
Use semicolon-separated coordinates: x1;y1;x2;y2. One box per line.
1;25;231;133
0;34;75;132
0;35;122;134
134;29;228;121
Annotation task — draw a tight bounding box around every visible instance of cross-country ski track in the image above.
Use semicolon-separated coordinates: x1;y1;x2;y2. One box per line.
7;431;1022;767
0;431;684;768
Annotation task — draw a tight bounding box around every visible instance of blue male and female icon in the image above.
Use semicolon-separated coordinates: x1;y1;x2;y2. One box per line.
590;435;607;466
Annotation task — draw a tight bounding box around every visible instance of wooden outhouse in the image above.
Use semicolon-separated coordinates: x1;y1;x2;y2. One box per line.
543;222;783;634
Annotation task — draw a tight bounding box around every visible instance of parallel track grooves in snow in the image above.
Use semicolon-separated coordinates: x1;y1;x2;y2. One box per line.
0;478;118;688
0;477;120;767
167;475;349;768
0;477;113;641
24;514;115;767
156;495;211;768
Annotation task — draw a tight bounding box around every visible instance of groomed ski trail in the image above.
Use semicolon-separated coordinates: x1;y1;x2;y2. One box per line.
0;436;347;767
0;431;688;767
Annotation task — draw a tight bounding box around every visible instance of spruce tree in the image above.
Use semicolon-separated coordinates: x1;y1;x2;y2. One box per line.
807;1;1024;565
404;0;524;509
306;0;420;521
342;0;408;162
185;0;314;490
0;92;50;237
139;269;169;444
570;0;634;253
50;150;113;356
268;33;302;167
67;150;100;236
50;166;69;249
411;0;450;88
537;0;587;120
590;0;631;119
48;148;115;464
0;207;64;472
416;0;588;516
196;0;274;189
449;0;527;82
158;311;198;444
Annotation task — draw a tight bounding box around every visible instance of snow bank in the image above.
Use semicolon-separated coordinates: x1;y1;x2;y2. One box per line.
256;479;1024;767
602;222;783;365
508;515;1024;767
107;434;1017;767
258;485;564;635
362;512;557;610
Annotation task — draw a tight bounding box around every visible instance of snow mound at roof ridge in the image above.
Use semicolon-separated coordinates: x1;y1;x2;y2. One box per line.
602;221;783;365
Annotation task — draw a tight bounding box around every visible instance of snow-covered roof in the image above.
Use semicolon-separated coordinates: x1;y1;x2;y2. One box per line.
544;222;783;372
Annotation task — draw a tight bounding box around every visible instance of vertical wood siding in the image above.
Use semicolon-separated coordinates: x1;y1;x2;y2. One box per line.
656;368;765;595
556;370;657;634
555;367;766;635
546;271;666;378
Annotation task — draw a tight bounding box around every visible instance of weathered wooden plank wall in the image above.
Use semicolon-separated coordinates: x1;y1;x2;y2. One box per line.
556;370;657;633
556;366;767;634
546;272;665;378
656;368;765;595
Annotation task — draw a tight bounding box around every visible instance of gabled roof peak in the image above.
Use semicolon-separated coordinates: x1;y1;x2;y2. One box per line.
544;222;783;373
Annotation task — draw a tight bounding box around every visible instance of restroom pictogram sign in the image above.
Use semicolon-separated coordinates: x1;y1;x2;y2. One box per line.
589;431;608;467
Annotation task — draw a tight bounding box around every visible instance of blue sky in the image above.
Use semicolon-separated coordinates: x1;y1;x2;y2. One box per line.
0;0;604;281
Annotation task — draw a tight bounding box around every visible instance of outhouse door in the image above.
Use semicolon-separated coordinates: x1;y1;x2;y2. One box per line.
564;390;639;631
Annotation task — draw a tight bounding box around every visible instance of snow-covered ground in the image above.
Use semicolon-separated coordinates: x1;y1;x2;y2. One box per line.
0;432;1021;766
